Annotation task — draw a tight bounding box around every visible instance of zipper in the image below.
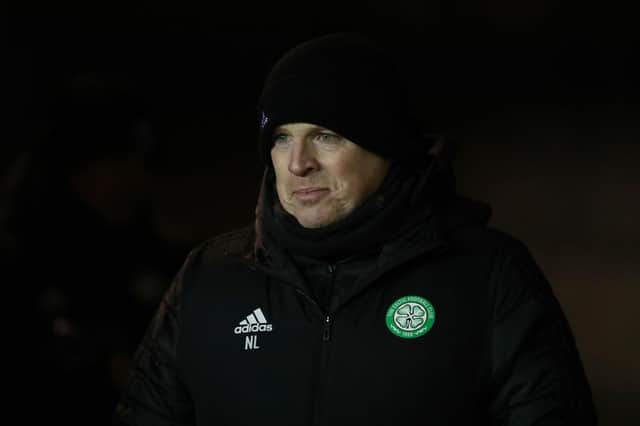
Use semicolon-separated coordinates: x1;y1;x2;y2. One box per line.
293;288;333;343
314;263;336;425
290;262;339;424
322;264;335;341
300;263;336;425
322;315;332;341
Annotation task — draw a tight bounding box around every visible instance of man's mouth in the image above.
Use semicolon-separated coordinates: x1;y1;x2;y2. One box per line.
292;187;329;202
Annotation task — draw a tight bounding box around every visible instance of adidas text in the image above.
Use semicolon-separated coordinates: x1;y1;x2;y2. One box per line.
234;324;273;334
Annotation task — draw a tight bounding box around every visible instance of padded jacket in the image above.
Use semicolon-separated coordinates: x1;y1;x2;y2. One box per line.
113;196;597;426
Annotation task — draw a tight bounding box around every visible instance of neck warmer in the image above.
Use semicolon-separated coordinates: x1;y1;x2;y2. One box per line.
257;157;455;263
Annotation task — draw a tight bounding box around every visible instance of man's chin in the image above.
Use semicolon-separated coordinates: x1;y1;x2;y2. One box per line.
294;211;333;229
293;206;349;229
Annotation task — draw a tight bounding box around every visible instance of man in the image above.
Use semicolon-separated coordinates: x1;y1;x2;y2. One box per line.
114;33;597;425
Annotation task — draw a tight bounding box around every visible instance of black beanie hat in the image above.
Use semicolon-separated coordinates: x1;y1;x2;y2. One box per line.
257;32;432;166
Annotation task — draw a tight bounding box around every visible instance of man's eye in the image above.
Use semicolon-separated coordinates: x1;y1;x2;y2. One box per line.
272;134;290;145
315;132;341;144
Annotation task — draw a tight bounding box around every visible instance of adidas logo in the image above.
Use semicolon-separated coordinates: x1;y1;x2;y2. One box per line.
233;308;273;334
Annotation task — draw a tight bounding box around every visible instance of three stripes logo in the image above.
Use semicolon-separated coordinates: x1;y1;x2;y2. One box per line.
233;308;273;334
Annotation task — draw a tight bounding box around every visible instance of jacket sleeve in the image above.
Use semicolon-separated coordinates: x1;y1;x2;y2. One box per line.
489;241;598;425
113;249;199;426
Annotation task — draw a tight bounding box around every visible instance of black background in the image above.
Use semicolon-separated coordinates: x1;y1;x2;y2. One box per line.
5;1;640;424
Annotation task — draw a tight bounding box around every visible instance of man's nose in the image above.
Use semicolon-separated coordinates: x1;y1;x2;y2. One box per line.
288;140;319;176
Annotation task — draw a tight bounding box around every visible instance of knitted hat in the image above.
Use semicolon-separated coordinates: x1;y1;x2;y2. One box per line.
257;32;432;166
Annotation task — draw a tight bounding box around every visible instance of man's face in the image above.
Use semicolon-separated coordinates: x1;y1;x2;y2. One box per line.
270;122;390;228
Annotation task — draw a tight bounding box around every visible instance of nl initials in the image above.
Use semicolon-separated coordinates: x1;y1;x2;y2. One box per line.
245;335;260;350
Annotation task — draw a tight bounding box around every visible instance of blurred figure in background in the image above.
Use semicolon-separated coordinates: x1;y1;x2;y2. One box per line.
2;72;187;425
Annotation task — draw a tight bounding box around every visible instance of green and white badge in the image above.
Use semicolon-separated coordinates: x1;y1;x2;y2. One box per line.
386;295;436;339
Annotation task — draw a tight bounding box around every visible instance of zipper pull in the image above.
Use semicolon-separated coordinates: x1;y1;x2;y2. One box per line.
322;315;332;341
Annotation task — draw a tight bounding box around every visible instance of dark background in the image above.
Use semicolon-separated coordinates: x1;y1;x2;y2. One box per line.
4;1;639;425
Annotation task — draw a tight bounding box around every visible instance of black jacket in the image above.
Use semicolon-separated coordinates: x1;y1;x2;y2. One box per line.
114;196;597;426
